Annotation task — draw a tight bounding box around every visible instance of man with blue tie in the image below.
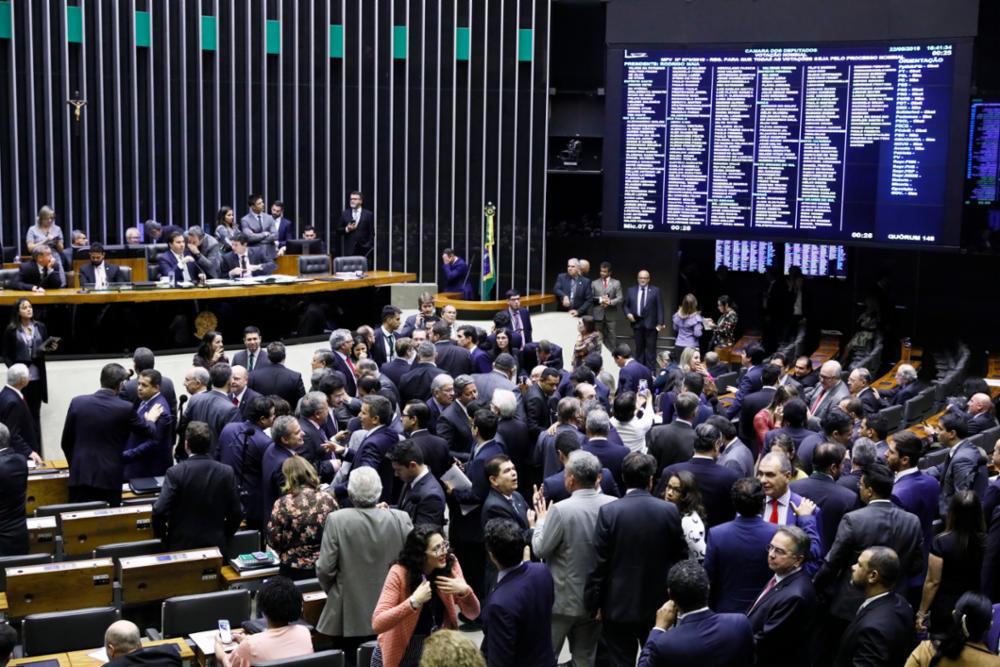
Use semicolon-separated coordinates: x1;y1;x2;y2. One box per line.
623;270;663;369
501;290;533;345
637;560;754;667
158;231;204;284
122;370;173;481
553;258;592;316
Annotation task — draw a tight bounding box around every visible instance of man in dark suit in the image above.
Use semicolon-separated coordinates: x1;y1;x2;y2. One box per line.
430;321;472;377
61;363;163;505
879;363;923;407
833;547;915;667
440;249;474;300
328;328;360;397
270;200;295;248
481;455;533;543
78;243;127;287
220;233;277;277
725;344;767;418
335;396;401;504
381;337;414;388
491;388;535;497
553;258;592;316
260;416;305;517
931;412;989;517
398;342;444;404
582;410;630;490
473;353;519;404
216;395;275;530
661;423;740;527
340;190;374;257
0;423;28;557
521;340;565;371
614;343;653;396
400;400;451;480
637;560;754;667
500;290;533;344
647;392;699;473
14;245;66;291
121;348;178;418
888;431;941;596
762;398;815;453
228;366;261;418
709;415;754;479
297;391;338;481
481;518;557;667
585;452;687;667
526;368;560;442
756;453;825;571
0;365;40;461
231;326;270;373
388;440;445;527
247;342;306;409
370;305;402;367
158;231;205;284
436;375;478;459
542;431;620;503
622;270;663;369
399;292;440;338
847;367;882;416
790;443;859;554
704;478;779;613
183;364;239;451
747;526;818;666
536;397;585;479
122;370;174;480
240;194;279;259
797;408;854;475
152;421;243;554
737;363;780;449
660;373;715;427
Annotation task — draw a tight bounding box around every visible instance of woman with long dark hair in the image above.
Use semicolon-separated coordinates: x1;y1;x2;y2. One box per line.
371;525;480;667
917;491;986;634
665;470;707;561
905;592;1000;666
572;315;602;368
707;295;739;349
214;206;238;252
192;330;228;369
2;298;57;447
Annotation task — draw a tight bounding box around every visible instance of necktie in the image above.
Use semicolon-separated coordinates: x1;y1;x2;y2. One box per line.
346;356;356;376
750;576;778;613
387;333;395;360
247;351;254;372
240;255;248;276
231;394;239;407
603;278;608;291
41;266;49;282
768;498;780;524
256;214;262;226
400;481;412;505
569;280;576;302
639;287;647;315
810;388;827;413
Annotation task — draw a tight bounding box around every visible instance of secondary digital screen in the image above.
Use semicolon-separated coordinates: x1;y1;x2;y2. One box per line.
612;43;961;245
966;100;1000;205
714;240;776;273
784;243;848;277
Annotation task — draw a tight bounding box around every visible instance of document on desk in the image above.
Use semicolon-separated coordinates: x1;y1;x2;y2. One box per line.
189;629;233;656
441;464;479;516
87;648;110;662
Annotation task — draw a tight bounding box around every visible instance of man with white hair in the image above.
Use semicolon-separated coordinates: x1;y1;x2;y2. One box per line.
316;466;412;654
880;363;922;407
493;388;534;497
807;360;850;422
425;373;454;435
846;367;881;416
0;364;42;462
532;450;615;665
228;365;261;417
104;620;181;667
329;328;359;396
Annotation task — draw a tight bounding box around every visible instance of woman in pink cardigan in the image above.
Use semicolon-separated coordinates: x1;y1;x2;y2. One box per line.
371;525;480;667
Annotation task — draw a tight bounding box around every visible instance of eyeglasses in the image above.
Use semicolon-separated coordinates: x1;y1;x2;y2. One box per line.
819;374;838;381
427;541;450;555
767;544;790;556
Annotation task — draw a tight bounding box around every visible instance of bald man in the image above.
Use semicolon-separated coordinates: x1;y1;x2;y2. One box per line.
958;393;999;435
104;620;181;667
806;361;850;422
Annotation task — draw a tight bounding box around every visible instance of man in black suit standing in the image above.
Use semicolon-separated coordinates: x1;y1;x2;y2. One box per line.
231;326;270;373
121;348;177;417
847;367;882;416
247;342;306;409
622;269;663;369
746;526;818;666
400;400;451;480
340;190;374;257
738;364;781;449
388;440;446;527
790;443;859;554
646;392;699;473
585;452;687;667
436;375;478;459
152;421;243;554
398;342;445;405
14;245;66;292
0;423;28;557
526;368;561;442
0;365;41;462
183;364;239;451
78;243;127;287
552;258;592;316
661;423;740;527
481;455;533;539
371;305;402;367
61;363;163;505
430;321;472;377
833;547;915;667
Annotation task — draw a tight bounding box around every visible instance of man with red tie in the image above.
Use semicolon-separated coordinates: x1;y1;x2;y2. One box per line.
756;452;824;571
807;360;850;422
591;262;623;351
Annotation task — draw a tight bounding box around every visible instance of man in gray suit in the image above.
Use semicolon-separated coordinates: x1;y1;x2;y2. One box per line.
531;450;615;666
185;226;222;278
182;364;239;454
472;353;519;404
316;466;413;654
591;261;623;350
240;193;279;260
807;360;850;422
707;415;754;479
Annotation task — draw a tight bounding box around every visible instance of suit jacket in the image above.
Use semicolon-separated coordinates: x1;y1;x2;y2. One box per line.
473;370;517;405
216;421;273;524
297;417;334;482
833;592;915;667
746;568;817;666
481;488;532;543
856;386;882;416
13;260;65;290
808;381;851;422
231;348;271;373
590;277;623;321
583;437;630;490
182;390;239;449
232;387;262;419
398;313;440;339
275;216;295;244
542;468;620;504
380;357;411;389
123;394;174;480
220;247;277;277
448;439;506;545
585;489;687;622
790;472;860;554
814;500;924;621
157;249;202;283
647;420;696;473
261;443;296;518
618;359;653;395
0;446;28;556
524;384;554;442
437;401;475;456
331;352;359;397
935;439;989;517
537;424;585;479
520;342;565;372
338;426;402;504
434;340;472;377
339;207;374;257
247;363;306;409
966;411;999;436
481;562;556;667
795;432;826;475
623;284;664;329
637;609;754;667
662;457;739;527
122;376;178;418
0;385;38;457
738;386;778;446
496;417;534;497
61;389;158;491
187;234;222;278
882;381;924;408
152;455;243;553
78;261;127;286
763;425;816;454
441;257;474;299
717;439;755;479
239;211;278;258
398;362;444;404
408;429;451;480
398;471;446;527
501;306;533;344
2;322;50;402
553;273;592;313
704;516;779;613
726;364;765;418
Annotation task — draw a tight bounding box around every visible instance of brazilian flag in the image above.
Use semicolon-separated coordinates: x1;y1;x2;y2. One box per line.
481;203;496;300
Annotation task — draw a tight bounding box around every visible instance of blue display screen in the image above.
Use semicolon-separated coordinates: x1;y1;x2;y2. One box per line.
783;243;848;278
966;100;1000;205
714;240;775;273
615;43;959;245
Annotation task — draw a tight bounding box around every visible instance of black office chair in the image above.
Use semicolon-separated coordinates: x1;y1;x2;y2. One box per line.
225;530;262;560
119;265;133;282
94;539;163;574
714;372;738;391
0;553;53;592
255;649;344;667
122;495;159;507
357;641;378;667
293;578;322;594
332;256;367;273
154;589;251;639
876;404;904;434
21;606;120;656
919;447;951;471
145;243;168;281
35;501;109;528
297;255;331;276
0;268;20;288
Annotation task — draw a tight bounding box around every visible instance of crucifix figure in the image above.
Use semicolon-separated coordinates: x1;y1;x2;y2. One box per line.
67;90;87;123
